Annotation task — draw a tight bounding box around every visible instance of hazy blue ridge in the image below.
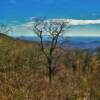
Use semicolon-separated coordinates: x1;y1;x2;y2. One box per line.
13;36;100;49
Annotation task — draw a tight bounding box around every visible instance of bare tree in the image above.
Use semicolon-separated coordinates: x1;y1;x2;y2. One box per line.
0;24;12;35
32;18;69;83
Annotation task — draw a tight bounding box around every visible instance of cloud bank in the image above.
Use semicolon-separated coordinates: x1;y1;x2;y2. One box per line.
47;19;100;25
11;18;100;36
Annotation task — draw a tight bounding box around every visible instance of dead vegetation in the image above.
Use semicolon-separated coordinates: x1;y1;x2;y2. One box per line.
0;34;100;100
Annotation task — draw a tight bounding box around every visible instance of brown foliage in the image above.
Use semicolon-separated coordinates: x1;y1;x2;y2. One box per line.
0;34;100;100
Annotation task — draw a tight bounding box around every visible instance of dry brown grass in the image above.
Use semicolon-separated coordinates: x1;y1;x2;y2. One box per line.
0;34;100;100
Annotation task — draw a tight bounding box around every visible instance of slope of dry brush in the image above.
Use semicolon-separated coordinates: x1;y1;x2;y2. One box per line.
0;34;100;100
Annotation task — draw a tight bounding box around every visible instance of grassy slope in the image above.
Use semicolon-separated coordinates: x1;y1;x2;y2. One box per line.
0;34;43;71
0;34;100;100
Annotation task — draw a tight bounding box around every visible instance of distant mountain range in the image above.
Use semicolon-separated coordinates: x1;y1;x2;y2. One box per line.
14;36;100;49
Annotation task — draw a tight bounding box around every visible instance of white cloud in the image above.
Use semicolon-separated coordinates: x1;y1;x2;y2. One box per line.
48;19;100;25
11;18;100;36
65;33;100;37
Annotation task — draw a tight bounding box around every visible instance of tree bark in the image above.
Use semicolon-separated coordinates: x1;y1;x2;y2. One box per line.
48;65;52;84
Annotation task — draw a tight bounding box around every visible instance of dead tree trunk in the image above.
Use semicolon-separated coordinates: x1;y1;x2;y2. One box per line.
32;18;68;84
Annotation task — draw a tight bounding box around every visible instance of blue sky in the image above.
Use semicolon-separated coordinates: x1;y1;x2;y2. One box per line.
0;0;100;36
